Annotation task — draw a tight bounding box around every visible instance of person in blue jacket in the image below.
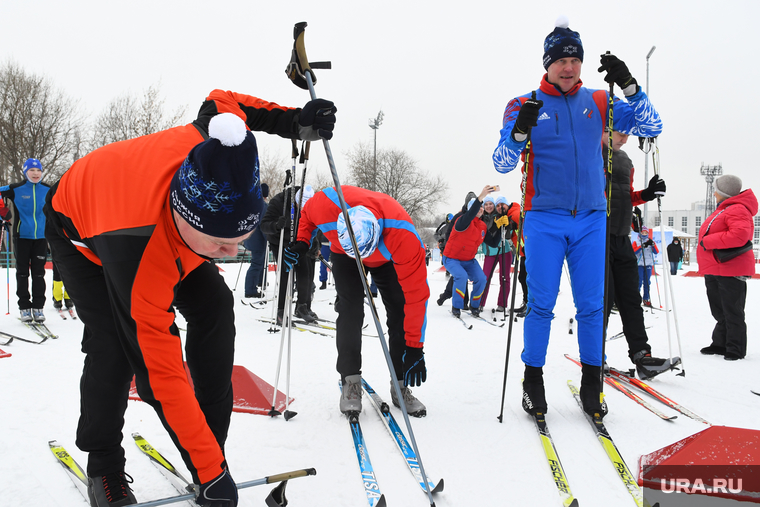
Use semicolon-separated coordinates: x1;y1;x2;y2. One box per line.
0;158;51;322
492;17;663;419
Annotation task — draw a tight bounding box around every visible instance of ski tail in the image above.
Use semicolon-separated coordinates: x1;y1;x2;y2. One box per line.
532;412;578;507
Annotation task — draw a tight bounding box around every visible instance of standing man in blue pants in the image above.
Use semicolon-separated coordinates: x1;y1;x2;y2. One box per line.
493;17;663;419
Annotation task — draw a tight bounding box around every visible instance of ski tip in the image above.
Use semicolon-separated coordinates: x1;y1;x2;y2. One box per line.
376;495;387;507
432;478;444;493
283;410;298;421
569;499;579;507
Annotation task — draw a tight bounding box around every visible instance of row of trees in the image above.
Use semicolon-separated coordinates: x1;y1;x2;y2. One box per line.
0;61;447;242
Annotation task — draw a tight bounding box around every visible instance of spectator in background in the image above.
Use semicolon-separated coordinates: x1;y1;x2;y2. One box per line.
697;175;757;361
666;237;683;276
244;183;270;298
0;158;50;322
632;227;659;307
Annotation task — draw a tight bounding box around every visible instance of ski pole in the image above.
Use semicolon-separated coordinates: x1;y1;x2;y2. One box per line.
601;63;614;394
4;223;9;315
287;21;435;505
233;247;247;291
131;468;316;507
497;92;535;423
650;137;685;375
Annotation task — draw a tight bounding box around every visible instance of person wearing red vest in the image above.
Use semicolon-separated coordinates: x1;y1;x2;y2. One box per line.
442;185;501;318
290;186;429;417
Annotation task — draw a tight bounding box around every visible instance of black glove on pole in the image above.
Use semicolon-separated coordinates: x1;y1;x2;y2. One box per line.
512;93;543;139
298;99;337;141
640;175;666;202
598;54;638;95
196;469;238;507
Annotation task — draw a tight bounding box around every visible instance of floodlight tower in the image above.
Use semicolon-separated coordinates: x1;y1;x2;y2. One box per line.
368;110;384;191
700;163;723;219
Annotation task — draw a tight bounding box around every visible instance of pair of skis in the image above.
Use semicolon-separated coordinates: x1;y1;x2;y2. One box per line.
20;319;58;342
50;435;315;507
342;379;443;506
449;310;505;329
57;307;78;320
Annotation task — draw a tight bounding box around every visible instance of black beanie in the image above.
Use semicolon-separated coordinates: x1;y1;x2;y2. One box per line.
170;113;265;238
543;16;584;70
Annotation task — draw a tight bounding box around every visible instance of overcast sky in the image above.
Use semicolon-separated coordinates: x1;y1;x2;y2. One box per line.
2;0;757;217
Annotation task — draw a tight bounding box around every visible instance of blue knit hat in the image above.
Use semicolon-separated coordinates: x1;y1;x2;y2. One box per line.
495;195;508;206
543;16;583;70
170;113;265;238
23;158;43;179
337;206;382;259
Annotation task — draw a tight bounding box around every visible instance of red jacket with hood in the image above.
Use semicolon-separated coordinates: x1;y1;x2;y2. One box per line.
697;189;758;277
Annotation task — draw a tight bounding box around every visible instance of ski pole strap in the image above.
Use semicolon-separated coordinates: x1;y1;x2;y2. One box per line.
285;22;331;90
299;141;311;164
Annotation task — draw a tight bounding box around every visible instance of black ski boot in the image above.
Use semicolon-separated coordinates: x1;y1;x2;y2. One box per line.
633;350;681;380
580;363;608;419
522;365;547;415
294;303;316;323
87;471;136;506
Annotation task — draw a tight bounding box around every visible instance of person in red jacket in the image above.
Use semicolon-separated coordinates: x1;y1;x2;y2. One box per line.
697;175;757;361
44;90;336;507
289;186;429;417
442;185;501;318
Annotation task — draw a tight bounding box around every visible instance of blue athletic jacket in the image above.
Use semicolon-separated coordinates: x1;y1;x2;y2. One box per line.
493;75;662;212
0;180;50;239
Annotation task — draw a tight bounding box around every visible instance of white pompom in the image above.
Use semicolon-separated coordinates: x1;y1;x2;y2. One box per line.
208;113;247;147
555;15;569;29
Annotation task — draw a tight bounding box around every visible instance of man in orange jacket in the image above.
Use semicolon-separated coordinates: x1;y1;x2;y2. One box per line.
44;90;336;507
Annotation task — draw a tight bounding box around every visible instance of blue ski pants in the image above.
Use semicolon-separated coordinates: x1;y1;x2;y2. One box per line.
522;210;605;367
442;257;486;310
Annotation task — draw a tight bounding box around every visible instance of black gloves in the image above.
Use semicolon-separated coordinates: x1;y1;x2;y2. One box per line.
196;469;238;507
512;94;543;139
402;346;426;387
640;175;666;202
643;239;654;248
275;216;291;232
598;54;638;96
282;241;309;272
298;98;337;141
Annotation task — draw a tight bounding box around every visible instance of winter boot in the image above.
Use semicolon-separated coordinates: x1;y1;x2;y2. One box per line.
451;307;461;318
633;350;681;380
87;471;136;506
521;365;547;415
470;306;481;318
700;345;726;356
340;375;363;414
319;280;327;290
53;299;63;310
32;308;46;323
65;298;75;309
390;380;427;417
436;293;446;306
580;363;608;419
294;304;316;323
20;309;32;322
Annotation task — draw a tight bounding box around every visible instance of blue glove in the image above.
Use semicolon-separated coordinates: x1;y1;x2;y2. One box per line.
282;241;309;272
196;469;238;507
402;346;426;387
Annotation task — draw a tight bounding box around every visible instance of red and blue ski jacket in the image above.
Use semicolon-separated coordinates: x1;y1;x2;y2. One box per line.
493;75;663;212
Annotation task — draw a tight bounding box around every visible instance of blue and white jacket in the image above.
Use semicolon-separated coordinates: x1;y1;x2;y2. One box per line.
0;180;50;240
493;75;662;212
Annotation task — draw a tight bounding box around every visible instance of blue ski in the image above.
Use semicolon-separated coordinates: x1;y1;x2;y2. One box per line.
362;379;443;495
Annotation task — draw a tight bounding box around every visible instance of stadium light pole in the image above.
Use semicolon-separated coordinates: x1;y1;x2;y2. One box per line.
643;45;656;225
368;110;384;191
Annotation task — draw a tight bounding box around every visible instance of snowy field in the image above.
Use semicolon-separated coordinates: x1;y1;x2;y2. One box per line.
1;258;759;506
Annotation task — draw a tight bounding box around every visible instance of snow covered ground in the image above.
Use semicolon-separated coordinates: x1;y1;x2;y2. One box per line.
1;259;758;506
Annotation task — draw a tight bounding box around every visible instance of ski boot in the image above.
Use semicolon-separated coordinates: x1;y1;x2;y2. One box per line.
522;365;547;416
390;381;426;417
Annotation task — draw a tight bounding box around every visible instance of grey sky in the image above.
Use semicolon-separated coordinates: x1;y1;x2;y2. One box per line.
2;0;757;216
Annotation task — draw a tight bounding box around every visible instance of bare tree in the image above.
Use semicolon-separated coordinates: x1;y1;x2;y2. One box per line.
0;61;85;185
88;83;187;150
345;143;448;223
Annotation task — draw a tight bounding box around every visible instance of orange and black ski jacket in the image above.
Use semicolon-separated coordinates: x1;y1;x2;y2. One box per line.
51;90;301;484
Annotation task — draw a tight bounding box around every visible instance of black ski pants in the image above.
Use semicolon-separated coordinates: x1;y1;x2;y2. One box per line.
13;237;47;309
606;234;650;360
46;221;234;479
705;274;747;358
518;255;528;305
271;242;313;312
331;253;406;381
